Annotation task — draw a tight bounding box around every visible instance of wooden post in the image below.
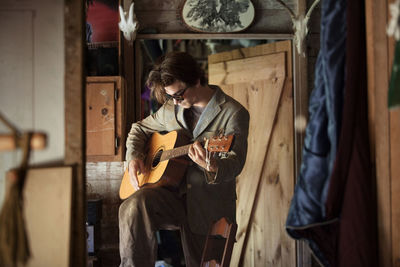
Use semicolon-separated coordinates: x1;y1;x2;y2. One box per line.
294;0;312;266
365;0;394;266
65;0;86;266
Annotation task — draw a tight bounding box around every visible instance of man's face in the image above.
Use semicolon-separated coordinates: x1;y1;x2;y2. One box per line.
164;80;194;109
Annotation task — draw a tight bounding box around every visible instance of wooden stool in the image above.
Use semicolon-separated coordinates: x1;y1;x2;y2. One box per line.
200;217;237;267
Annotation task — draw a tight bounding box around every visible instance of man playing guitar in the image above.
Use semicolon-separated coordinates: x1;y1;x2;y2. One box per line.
119;51;249;267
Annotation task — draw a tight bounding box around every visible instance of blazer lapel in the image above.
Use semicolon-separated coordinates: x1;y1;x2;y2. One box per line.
174;105;194;139
193;87;225;139
175;105;188;129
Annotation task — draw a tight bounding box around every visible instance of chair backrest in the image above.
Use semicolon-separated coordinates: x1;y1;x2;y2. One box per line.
200;217;237;267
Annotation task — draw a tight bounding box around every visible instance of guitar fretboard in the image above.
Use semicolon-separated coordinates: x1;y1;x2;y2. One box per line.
160;144;192;161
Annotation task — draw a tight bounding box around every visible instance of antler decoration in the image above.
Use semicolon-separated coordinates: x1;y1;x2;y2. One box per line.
119;2;139;44
387;0;400;40
275;0;320;57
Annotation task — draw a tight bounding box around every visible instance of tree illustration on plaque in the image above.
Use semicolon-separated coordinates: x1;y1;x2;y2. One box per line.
181;0;255;33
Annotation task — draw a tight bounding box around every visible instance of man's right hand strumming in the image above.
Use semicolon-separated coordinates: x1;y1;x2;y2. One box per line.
128;159;145;191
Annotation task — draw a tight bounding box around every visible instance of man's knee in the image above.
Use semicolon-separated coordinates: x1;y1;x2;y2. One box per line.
119;188;154;219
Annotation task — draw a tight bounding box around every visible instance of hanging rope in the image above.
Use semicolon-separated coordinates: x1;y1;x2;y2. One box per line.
0;111;32;266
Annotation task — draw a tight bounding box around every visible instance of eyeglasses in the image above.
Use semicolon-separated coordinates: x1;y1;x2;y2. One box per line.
165;86;189;101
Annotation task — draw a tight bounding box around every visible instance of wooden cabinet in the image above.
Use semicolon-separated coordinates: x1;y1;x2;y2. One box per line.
86;76;125;162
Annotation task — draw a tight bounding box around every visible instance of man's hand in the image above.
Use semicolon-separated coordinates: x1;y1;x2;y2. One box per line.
128;159;145;191
188;141;218;172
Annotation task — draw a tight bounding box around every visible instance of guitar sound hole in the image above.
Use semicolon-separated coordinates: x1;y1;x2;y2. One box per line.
152;150;163;168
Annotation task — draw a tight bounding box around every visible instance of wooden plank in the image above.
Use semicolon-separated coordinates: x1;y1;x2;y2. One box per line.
208;40;292;64
133;0;296;34
252;0;297;10
64;0;86;265
365;0;392;266
137;33;293;40
134;0;185;10
208;49;287;266
135;9;293;33
387;1;400;264
389;0;400;262
209;53;286;84
208;41;296;266
240;68;294;267
273;63;295;267
135;41;142;121
134;0;297;11
122;0;135;156
391;109;400;267
86;81;116;156
234;77;286;267
22;167;73;267
293;1;311;265
247;39;295;267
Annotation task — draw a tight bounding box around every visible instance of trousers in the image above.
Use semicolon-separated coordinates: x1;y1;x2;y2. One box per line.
119;186;206;267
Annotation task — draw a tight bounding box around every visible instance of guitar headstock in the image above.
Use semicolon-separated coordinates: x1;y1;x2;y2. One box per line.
206;135;234;152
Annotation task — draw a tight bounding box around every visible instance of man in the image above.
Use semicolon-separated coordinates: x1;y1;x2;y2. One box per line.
119;51;249;267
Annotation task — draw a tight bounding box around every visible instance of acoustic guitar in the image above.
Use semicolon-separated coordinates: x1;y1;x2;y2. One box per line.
119;130;234;199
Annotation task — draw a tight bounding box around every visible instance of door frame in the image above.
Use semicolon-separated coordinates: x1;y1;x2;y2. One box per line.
133;33;310;266
65;1;86;266
64;1;310;261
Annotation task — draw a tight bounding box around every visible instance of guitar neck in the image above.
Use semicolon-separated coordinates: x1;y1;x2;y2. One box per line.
158;134;233;162
160;144;192;161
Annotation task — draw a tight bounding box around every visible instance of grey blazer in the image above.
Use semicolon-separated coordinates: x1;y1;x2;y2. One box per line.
125;85;250;234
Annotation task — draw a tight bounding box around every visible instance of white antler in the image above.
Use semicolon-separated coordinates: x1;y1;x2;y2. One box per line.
387;0;400;40
119;5;126;25
118;2;139;43
276;0;320;57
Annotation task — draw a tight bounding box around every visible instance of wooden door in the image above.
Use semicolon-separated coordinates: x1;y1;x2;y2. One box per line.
86;76;125;162
208;40;295;267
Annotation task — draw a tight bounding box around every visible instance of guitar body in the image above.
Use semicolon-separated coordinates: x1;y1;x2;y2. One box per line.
119;131;190;200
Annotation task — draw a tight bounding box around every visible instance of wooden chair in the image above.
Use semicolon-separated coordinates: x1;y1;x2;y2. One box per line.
200;217;237;267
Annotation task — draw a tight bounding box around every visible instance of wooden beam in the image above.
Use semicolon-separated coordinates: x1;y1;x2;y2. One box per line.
386;2;400;265
390;108;400;266
365;0;392;266
293;0;312;266
64;0;86;266
136;33;293;40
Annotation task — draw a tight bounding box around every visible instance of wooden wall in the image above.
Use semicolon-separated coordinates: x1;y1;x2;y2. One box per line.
0;0;65;207
365;0;400;266
86;162;123;266
133;0;296;34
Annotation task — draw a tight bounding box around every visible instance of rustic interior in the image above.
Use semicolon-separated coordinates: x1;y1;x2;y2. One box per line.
0;0;398;266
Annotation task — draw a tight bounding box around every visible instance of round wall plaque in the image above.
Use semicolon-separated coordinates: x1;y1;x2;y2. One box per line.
181;0;255;33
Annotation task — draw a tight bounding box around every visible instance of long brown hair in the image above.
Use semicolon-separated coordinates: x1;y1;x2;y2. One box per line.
146;51;206;104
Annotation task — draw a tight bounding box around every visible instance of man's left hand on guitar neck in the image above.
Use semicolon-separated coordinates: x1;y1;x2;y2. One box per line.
188;141;218;173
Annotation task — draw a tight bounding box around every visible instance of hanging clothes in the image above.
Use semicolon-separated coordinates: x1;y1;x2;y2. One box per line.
286;0;378;265
285;0;346;264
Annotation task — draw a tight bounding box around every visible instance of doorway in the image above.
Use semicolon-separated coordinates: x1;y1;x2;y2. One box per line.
132;38;297;266
82;33;309;266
